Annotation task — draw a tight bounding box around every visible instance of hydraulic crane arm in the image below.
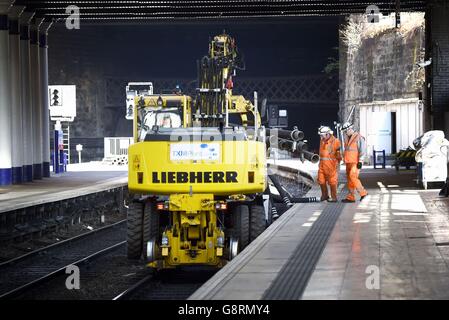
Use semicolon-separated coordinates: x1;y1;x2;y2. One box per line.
195;33;259;128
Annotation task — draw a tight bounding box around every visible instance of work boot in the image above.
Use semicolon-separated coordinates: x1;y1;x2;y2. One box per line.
319;184;329;202
342;192;356;203
360;190;368;201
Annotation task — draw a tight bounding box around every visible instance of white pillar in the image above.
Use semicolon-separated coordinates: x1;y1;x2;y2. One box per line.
20;11;34;182
0;1;13;186
40;21;52;177
30;17;43;179
9;6;24;184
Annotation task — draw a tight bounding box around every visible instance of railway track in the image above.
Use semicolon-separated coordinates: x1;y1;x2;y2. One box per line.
0;219;126;268
0;220;127;299
113;268;218;300
0;181;292;300
0;218;216;300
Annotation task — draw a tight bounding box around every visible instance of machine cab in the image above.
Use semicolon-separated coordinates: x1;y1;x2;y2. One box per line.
134;94;192;143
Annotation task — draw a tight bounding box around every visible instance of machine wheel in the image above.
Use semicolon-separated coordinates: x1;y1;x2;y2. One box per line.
250;204;266;242
145;238;157;263
127;200;144;259
231;204;249;249
228;237;239;260
142;200;159;261
266;198;274;227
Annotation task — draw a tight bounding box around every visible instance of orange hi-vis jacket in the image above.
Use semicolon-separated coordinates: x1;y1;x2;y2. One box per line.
343;132;366;164
318;135;342;186
319;135;342;164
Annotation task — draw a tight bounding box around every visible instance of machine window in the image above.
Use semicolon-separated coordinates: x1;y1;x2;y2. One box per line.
137;107;183;141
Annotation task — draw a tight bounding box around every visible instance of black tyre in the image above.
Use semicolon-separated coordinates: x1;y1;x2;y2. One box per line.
250;204;266;242
142;200;159;260
267;198;274;227
127;200;144;259
231;204;249;249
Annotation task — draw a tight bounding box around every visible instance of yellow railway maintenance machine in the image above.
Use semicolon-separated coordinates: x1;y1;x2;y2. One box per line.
128;34;271;269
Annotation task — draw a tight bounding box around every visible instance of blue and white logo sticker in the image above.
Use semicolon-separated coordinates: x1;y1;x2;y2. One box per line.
170;143;220;161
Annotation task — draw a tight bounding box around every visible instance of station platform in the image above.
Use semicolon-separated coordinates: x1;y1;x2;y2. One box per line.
0;162;127;213
189;168;449;300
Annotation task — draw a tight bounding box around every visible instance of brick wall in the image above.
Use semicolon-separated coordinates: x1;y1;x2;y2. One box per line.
429;0;449;133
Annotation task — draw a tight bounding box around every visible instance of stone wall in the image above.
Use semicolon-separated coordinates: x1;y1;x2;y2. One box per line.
339;14;426;130
48;26;110;162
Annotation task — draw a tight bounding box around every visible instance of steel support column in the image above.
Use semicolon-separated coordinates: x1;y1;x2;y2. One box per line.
40;21;52;177
19;11;34;182
30;17;43;179
0;0;14;186
8;6;25;184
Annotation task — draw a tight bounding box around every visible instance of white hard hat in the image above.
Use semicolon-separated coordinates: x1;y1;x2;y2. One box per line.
318;126;333;135
341;122;353;131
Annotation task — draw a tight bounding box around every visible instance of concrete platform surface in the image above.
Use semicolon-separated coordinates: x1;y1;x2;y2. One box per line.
189;168;449;300
0;162;127;213
188;185;327;300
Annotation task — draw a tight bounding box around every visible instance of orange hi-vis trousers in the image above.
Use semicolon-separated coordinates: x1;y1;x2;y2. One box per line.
318;161;339;201
345;163;367;201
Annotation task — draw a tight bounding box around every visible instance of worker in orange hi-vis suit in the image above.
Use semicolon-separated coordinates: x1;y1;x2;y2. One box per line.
317;126;342;202
341;122;368;203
